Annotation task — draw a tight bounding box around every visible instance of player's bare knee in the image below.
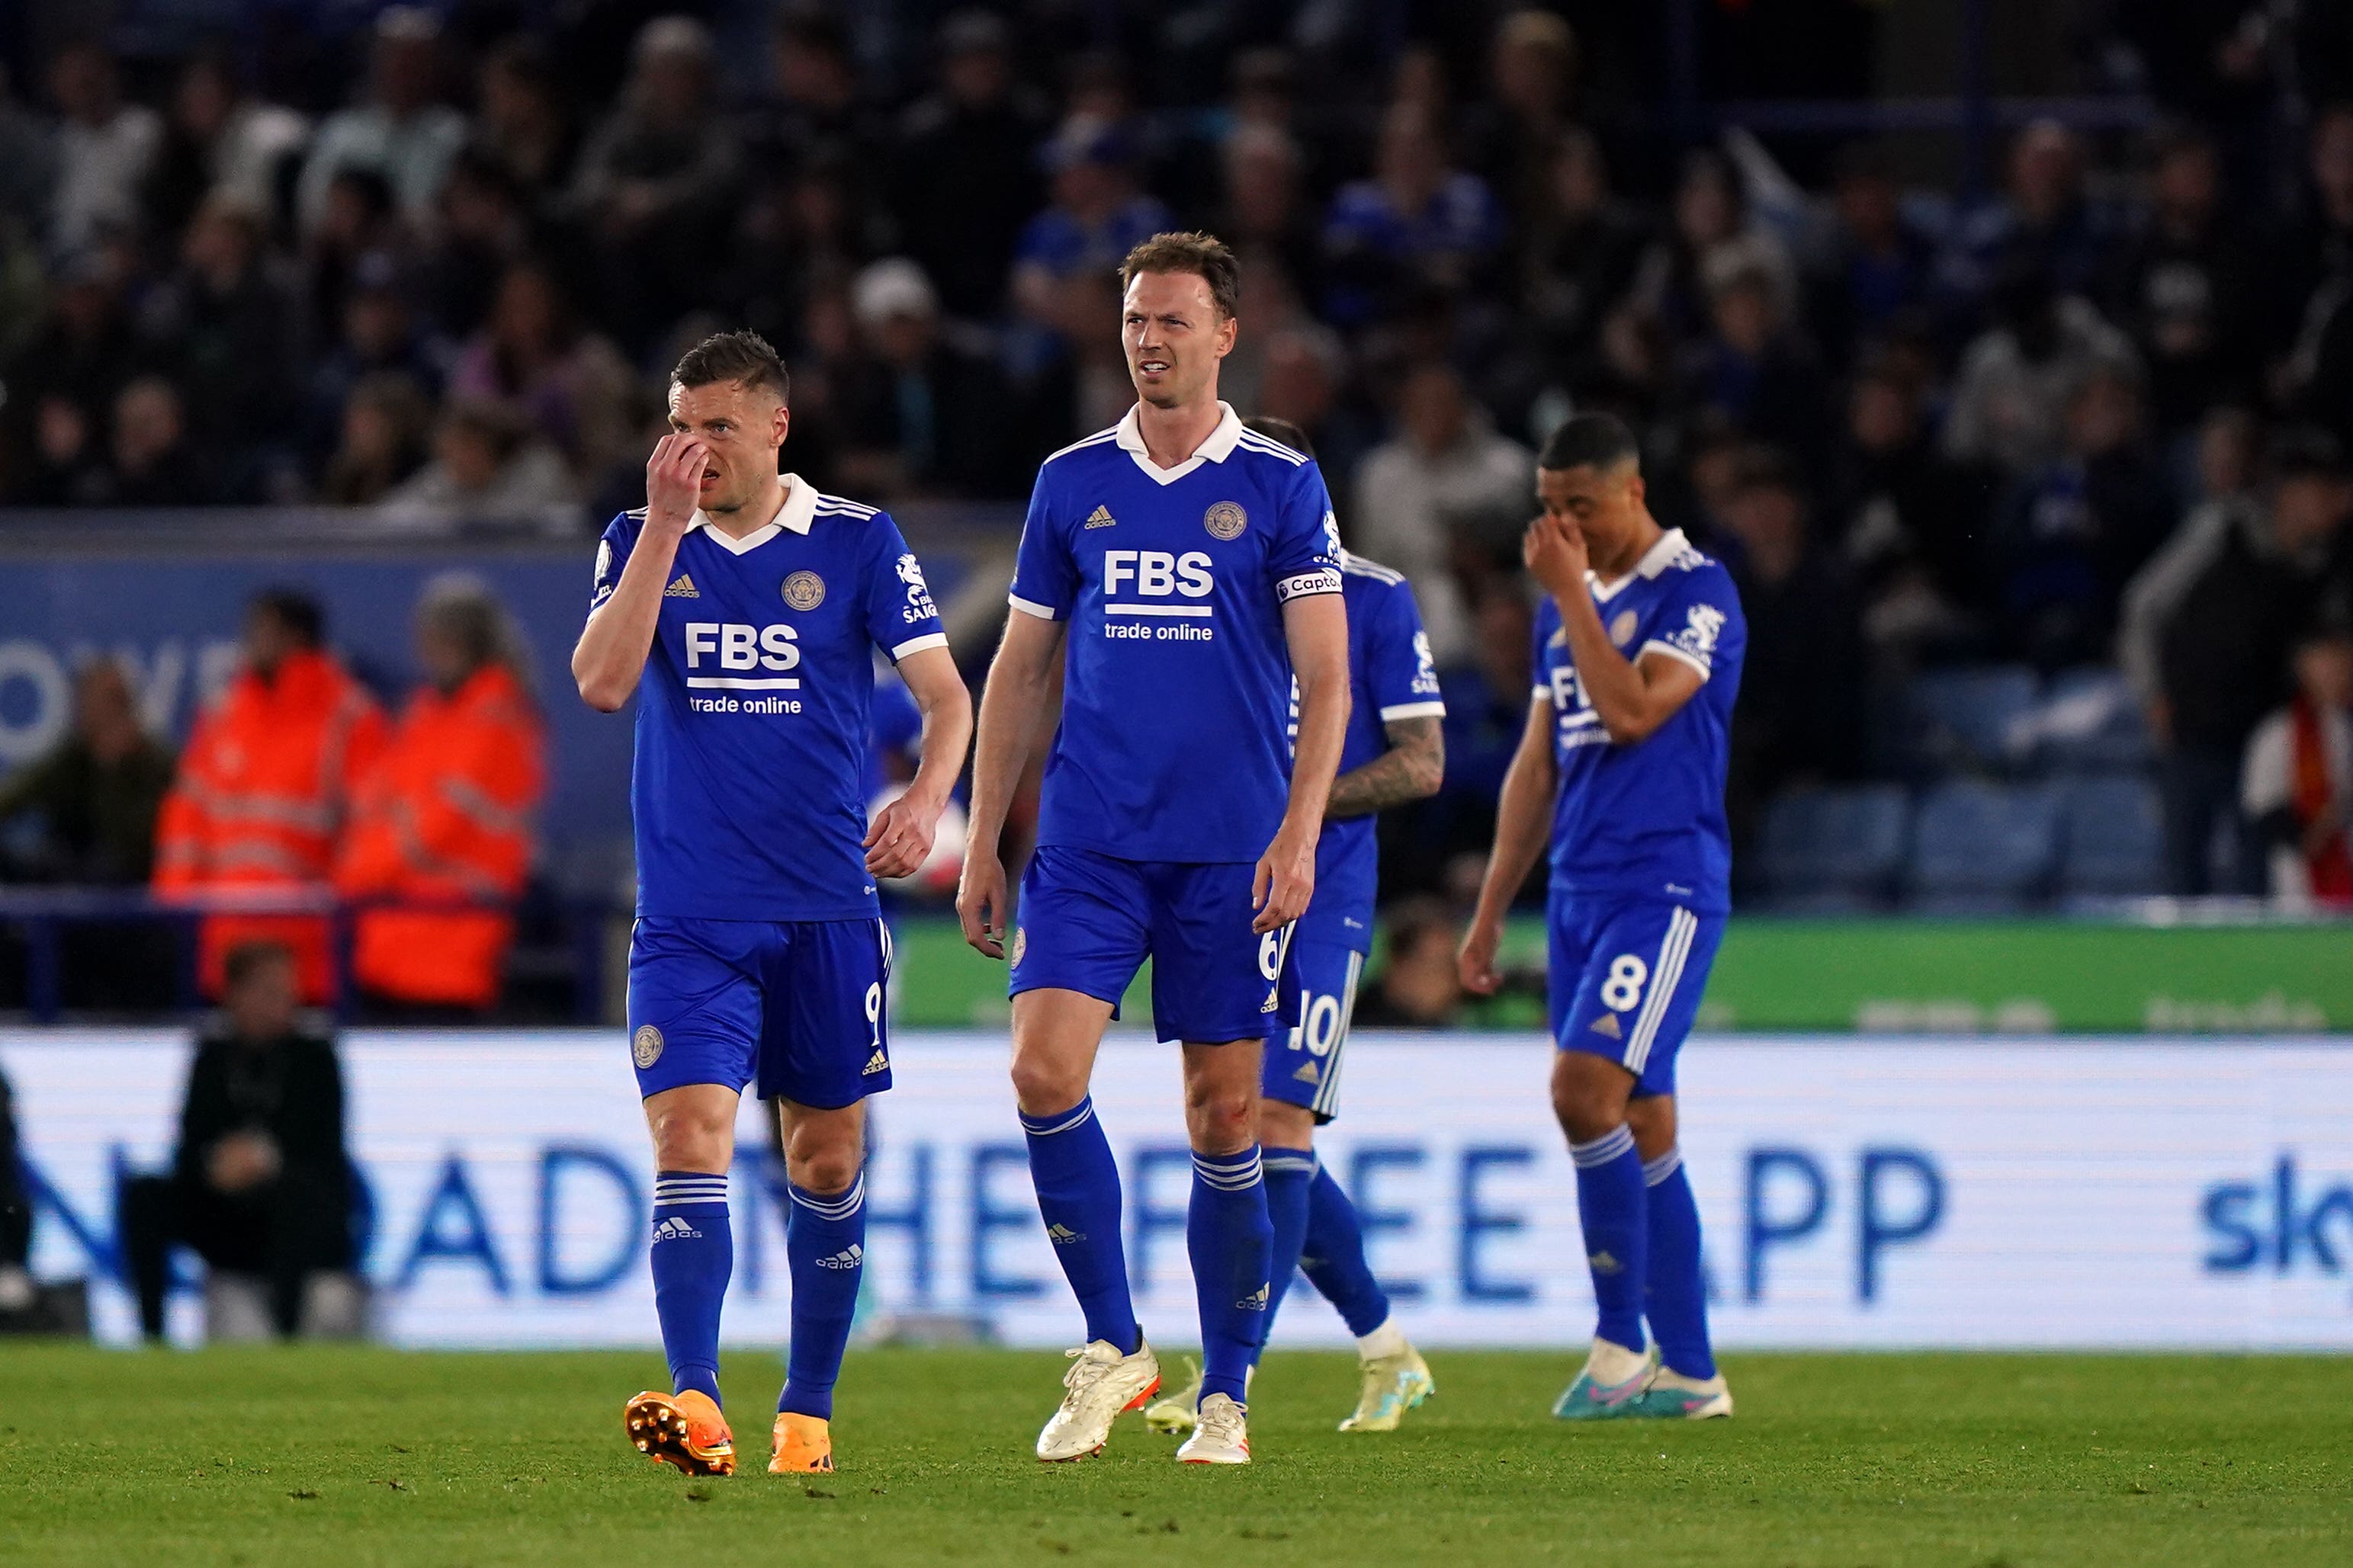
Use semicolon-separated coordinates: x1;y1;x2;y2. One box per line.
786;1141;861;1197
1185;1082;1257;1153
647;1105;733;1173
1551;1055;1631;1145
1009;1050;1088;1118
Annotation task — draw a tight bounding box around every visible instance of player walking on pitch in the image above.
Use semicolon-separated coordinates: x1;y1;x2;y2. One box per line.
1460;413;1744;1420
958;235;1353;1466
573;332;972;1476
1143;415;1443;1438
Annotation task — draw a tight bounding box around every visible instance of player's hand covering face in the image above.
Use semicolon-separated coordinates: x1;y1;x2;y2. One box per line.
1523;509;1589;601
644;432;711;531
666;377;790;516
1122;270;1235;409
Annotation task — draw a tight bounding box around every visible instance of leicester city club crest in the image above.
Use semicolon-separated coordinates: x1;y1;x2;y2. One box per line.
1203;501;1247;540
632;1024;664;1069
1609;609;1638;647
782;570;826;611
1011;926;1028;966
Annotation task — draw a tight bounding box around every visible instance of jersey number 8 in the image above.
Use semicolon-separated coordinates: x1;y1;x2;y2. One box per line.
1600;954;1648;1012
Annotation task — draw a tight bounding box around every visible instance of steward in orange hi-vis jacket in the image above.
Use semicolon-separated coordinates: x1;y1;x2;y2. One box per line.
336;582;546;1013
153;591;388;1002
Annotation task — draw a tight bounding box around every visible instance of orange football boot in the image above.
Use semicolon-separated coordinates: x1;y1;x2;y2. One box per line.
624;1389;737;1477
769;1411;835;1473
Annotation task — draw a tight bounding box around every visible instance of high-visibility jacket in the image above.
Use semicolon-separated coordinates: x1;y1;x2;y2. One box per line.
335;665;545;1010
153;649;388;1002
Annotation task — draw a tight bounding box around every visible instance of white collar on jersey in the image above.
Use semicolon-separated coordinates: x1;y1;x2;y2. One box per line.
1587;527;1690;603
686;473;818;553
1112;401;1245;486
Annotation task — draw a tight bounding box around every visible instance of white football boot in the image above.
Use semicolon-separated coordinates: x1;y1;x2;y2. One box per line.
1035;1337;1162;1461
1174;1392;1250;1465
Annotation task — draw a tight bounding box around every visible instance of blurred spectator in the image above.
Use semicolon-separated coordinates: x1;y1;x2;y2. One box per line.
91;376;215;508
1805;143;1935;366
140;196;300;483
0;656;173;884
1631;148;1794;347
467;39;576;206
47;40;162;254
447;260;631;484
414;150;531;342
745;9;884;186
142;50;309;245
1427;585;1537;880
839;258;1027;499
2270;105;2353;351
1254;322;1372;499
2242;614;2353;907
2122;431;2353;894
4;248;140;457
1944;265;2138;478
1516;129;1647;369
319;372;432;505
1826;360;1989;645
1676;260;1832;479
0;66;58;238
1011;117;1173;330
303;250;445;467
1349;897;1466;1028
1718;451;1864;838
1944;120;2122;307
120;941;358;1342
296;7;465;235
377;397;577;527
2104;128;2260;438
12;393;108;506
152;590;388;1003
566;16;743;349
1217;125;1319;292
892;10;1048;320
1991;365;2173;668
1351;363;1533;664
1458;10;1581;221
300;168;403;345
337;580;545;1018
1321;107;1503;328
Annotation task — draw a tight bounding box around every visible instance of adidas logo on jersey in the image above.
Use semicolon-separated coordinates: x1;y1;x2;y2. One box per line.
816;1243;864;1270
1236;1282;1270;1312
664;573;700;598
651;1217;703;1242
1046;1223;1087;1246
862;1048;888;1076
1589;1014;1623;1039
1292;1060;1321;1085
1083;505;1117;528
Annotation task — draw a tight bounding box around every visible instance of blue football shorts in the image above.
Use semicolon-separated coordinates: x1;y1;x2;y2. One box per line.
1260;935;1364;1123
1547;894;1725;1099
1009;845;1299;1044
627;915;893;1109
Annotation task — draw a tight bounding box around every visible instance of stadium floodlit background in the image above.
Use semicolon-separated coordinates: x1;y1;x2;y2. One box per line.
0;0;2350;1562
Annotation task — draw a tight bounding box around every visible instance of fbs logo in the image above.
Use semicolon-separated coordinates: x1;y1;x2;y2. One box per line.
1046;1223;1087;1246
816;1243;865;1270
862;1048;889;1076
1083;505;1117;529
651;1216;702;1243
665;573;700;598
1588;1013;1623;1040
1236;1282;1270;1311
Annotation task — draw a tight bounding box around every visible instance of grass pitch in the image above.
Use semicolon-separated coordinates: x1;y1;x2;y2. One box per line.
2;1345;2348;1566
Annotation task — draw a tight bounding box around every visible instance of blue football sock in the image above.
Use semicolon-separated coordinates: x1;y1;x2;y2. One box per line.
1189;1145;1273;1406
1256;1146;1318;1356
1642;1144;1716;1380
778;1172;865;1420
1569;1125;1648;1354
1298;1162;1392;1339
650;1170;732;1405
1020;1096;1138;1355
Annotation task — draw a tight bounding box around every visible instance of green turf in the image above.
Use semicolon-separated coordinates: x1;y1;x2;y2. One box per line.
2;1345;2348;1566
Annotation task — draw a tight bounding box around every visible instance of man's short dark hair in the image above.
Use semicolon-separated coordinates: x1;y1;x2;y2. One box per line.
1241;414;1313;459
1538;412;1641;474
249;589;323;649
1119;232;1241;321
222;939;296;992
671;330;790;403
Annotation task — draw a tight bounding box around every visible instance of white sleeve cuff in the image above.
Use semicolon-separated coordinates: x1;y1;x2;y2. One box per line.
1531;685;1551;702
1379;700;1447;721
1008;593;1062;620
890;631;950;661
1637;639;1712;680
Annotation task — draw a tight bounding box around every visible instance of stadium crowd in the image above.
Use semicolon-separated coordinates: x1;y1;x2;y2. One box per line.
2;0;2351;976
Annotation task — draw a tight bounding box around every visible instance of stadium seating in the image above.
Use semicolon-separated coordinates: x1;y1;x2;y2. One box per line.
2018;668;2156;776
1756;784;1911;906
1905;781;2062;913
2056;774;2166;902
1902;665;2041;777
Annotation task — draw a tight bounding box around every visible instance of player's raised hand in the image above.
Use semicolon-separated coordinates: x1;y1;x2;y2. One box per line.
1522;512;1588;601
644;433;709;531
864;789;941;880
956;850;1009;958
1251;824;1316;934
1458;914;1505;996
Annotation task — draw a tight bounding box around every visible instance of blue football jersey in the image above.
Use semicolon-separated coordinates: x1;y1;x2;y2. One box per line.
1010;403;1342;862
1295;553;1444;952
591;475;949;921
1531;527;1746;912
